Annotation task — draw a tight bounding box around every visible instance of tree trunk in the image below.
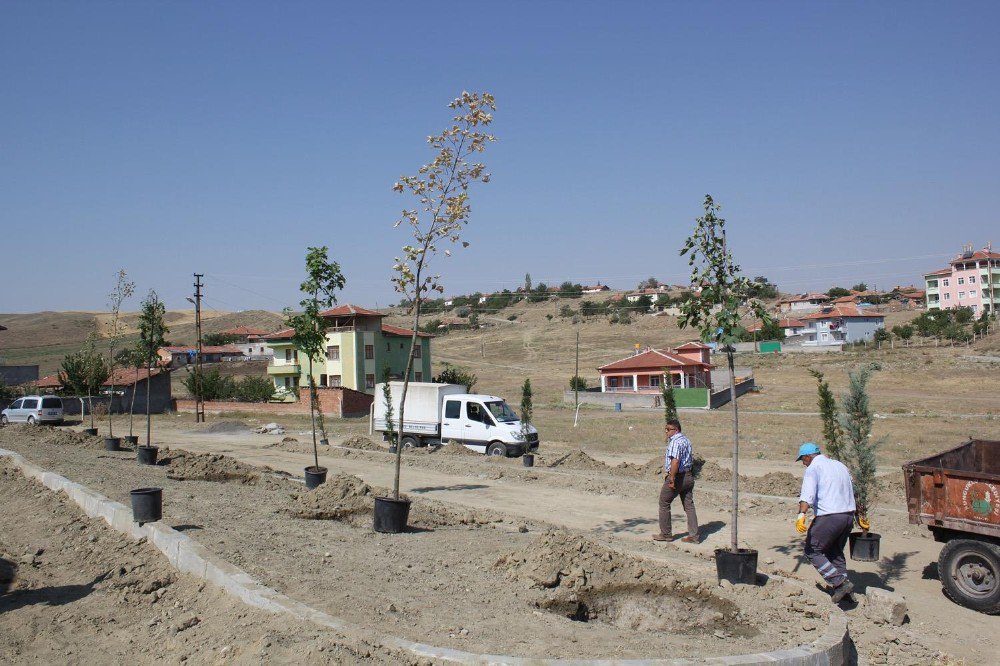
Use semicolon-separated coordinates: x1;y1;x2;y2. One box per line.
128;367;138;436
727;348;740;552
145;359;152;446
308;357;318;470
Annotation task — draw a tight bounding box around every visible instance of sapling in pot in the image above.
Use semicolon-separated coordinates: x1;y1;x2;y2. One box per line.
520;377;533;463
59;330;109;435
678;195;773;582
284;247;345;488
104;269;135;441
382;91;497;532
839;364;883;559
137;290;168;450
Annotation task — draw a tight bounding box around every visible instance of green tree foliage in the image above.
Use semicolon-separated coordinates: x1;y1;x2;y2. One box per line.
827;287;851;298
390;91;496;499
381;365;395;443
748;276;779;299
637;277;659;290
60;331;110;430
527;283;549;302
559;304;576;318
873;328;891;344
524;273;532;294
285;246;346;468
569;375;587;391
579;300;606;317
203;333;239;346
661;379;678;424
809;369;845;461
678;194;772;552
838;365;883;529
105;269;135;437
851;283;869;292
433;364;477;392
420;318;442;333
608;308;632;325
232;375;276;403
891;324;914;341
629;294;652;312
953;306;975;325
519;378;533;445
558;281;583;299
468;312;480;328
182;367;233;401
136;290;168;443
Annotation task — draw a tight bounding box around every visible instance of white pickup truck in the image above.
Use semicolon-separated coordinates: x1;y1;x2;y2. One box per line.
371;381;539;457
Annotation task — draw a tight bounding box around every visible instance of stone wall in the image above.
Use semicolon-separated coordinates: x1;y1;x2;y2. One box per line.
174;386;373;419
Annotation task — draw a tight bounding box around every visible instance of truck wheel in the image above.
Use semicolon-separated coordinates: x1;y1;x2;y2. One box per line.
487;442;506;457
939;538;1000;614
401;436;419;449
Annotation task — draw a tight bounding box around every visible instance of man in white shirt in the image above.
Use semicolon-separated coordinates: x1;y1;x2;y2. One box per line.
795;442;857;603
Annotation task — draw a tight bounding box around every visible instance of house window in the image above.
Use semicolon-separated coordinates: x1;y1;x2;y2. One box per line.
285;349;293;362
365;345;374;360
365;374;375;389
413;345;421;358
331;375;342;387
623;377;634;388
415;372;423;381
969;275;976;283
942;278;950;287
959;291;965;299
969;290;977;298
326;345;339;360
608;377;619;388
943;293;951;300
958;277;965;285
386;342;390;351
649;375;660;387
319;374;327;387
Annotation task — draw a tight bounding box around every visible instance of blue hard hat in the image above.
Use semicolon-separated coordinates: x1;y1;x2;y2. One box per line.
796;442;821;461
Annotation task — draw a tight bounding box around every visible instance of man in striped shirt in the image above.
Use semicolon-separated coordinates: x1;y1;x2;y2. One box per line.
654;418;700;543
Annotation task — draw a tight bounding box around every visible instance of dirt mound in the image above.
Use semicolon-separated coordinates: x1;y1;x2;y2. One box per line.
341;435;383;451
616;456;664;478
162;449;260;484
742;472;800;497
696;460;733;482
546;450;609;471
434;442;481;456
34;428;103;449
198;420;250;434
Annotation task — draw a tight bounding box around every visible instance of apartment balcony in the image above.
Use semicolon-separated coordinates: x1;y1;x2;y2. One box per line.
267;364;300;376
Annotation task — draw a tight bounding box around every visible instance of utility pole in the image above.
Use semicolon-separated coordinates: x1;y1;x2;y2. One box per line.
193;273;205;423
574;330;580;410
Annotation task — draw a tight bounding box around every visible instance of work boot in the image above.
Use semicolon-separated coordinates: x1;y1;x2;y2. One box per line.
830;579;854;603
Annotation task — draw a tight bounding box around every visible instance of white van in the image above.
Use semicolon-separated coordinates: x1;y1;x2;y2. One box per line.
372;382;539;457
1;395;64;425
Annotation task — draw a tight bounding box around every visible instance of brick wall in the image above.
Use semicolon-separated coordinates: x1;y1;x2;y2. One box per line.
174;386;373;418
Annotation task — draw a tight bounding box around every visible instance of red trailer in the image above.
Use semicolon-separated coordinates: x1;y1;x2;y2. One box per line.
903;439;1000;613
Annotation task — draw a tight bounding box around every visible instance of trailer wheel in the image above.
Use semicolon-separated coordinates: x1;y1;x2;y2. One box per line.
401;436;419;449
487;442;507;457
939;538;1000;614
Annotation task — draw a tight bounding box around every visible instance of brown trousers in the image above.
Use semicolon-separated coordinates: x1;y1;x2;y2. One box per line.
658;471;699;538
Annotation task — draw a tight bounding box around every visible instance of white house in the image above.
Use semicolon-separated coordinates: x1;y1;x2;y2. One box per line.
799;305;885;346
778;293;830;313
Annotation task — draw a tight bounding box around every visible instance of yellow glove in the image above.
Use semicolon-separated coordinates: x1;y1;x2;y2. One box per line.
857;515;870;531
795;513;809;534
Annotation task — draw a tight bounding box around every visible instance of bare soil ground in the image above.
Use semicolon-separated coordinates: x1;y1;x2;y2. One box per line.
0;421;980;664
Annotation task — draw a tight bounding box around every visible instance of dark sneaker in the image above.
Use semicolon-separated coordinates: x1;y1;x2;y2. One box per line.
652;533;671;542
831;579;854;603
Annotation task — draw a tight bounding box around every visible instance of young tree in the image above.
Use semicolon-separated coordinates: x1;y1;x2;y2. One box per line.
827;287;851;298
569;375;587;391
520;378;533;452
432;364;477;392
390;91;496;500
136;290;168;446
284;247;346;472
60;331;110;430
661;376;678;424
851;283;869;293
105;269;135;438
808;369;845;461
838;365;883;534
524;273;532;294
678;194;772;553
120;346;147;440
381;365;395;447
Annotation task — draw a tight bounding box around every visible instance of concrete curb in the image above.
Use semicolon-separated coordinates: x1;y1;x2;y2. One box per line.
0;447;848;665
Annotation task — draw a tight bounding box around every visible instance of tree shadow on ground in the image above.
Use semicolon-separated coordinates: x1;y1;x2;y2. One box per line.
593;517;657;535
0;571;109;615
0;558;15;596
409;484;490;494
696;520;726;539
172;524;203;532
921;561;939;581
877;550;918;586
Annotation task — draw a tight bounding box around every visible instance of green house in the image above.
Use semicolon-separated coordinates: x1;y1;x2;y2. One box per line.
264;305;432;395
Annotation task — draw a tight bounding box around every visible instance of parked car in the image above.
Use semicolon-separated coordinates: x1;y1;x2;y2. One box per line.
1;395;64;425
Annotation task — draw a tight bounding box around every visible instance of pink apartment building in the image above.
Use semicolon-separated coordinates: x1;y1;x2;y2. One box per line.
924;244;1000;314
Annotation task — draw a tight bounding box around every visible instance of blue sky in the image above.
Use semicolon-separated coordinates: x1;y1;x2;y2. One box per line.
2;1;998;313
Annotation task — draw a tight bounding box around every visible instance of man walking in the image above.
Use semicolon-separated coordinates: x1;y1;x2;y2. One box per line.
654;419;699;543
795;442;857;603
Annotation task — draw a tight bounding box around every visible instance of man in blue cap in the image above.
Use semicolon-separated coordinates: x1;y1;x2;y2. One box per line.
795;442;857;603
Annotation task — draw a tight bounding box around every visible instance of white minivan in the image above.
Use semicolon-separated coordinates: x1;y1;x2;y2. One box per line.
1;395;64;425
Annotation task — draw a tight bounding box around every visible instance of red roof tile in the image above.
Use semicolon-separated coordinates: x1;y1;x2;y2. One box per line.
318;304;385;318
924;268;952;277
262;328;295;340
950;250;1000;264
161;345;243;354
37;374;63;389
675;341;710;350
221;326;269;336
598;348;709;372
103;367;166;387
381;324;434;338
745;318;805;332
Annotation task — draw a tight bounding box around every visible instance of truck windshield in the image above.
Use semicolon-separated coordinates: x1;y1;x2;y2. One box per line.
485;401;518;423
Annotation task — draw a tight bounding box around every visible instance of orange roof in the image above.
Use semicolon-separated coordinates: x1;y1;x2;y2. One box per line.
221;326;269;336
37;374;63;389
675;341;710;350
319;304;385;318
779;293;830;304
746;318;805;332
950;249;1000;264
800;305;884;320
262;328;295;340
104;367;166;387
598;348;710;372
381;324;433;338
832;295;857;303
924;268;952;277
161;345;243;354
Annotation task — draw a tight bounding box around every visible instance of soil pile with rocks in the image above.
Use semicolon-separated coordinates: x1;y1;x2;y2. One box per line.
341;435;383;451
162;449;261;484
546;450;609;471
742;472;800;497
433;442;481;456
35;427;103;449
198;420;250;434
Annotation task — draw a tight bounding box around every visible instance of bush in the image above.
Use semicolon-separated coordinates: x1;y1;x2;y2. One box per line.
233;376;276;402
569;375;587;391
891;324;914;341
506;314;517;321
433;365;477;392
873;328;891;344
182;367;235;401
580;300;605;317
559;304;576;318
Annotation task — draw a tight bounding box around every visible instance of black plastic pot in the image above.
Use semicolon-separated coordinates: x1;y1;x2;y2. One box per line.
304;465;327;490
715;548;759;585
388;444;398;453
522;454;535;467
137;446;159;466
130;487;162;525
373;496;411;533
319;438;329;447
849;532;881;562
83;428;98;436
104;437;122;451
124;435;139;446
